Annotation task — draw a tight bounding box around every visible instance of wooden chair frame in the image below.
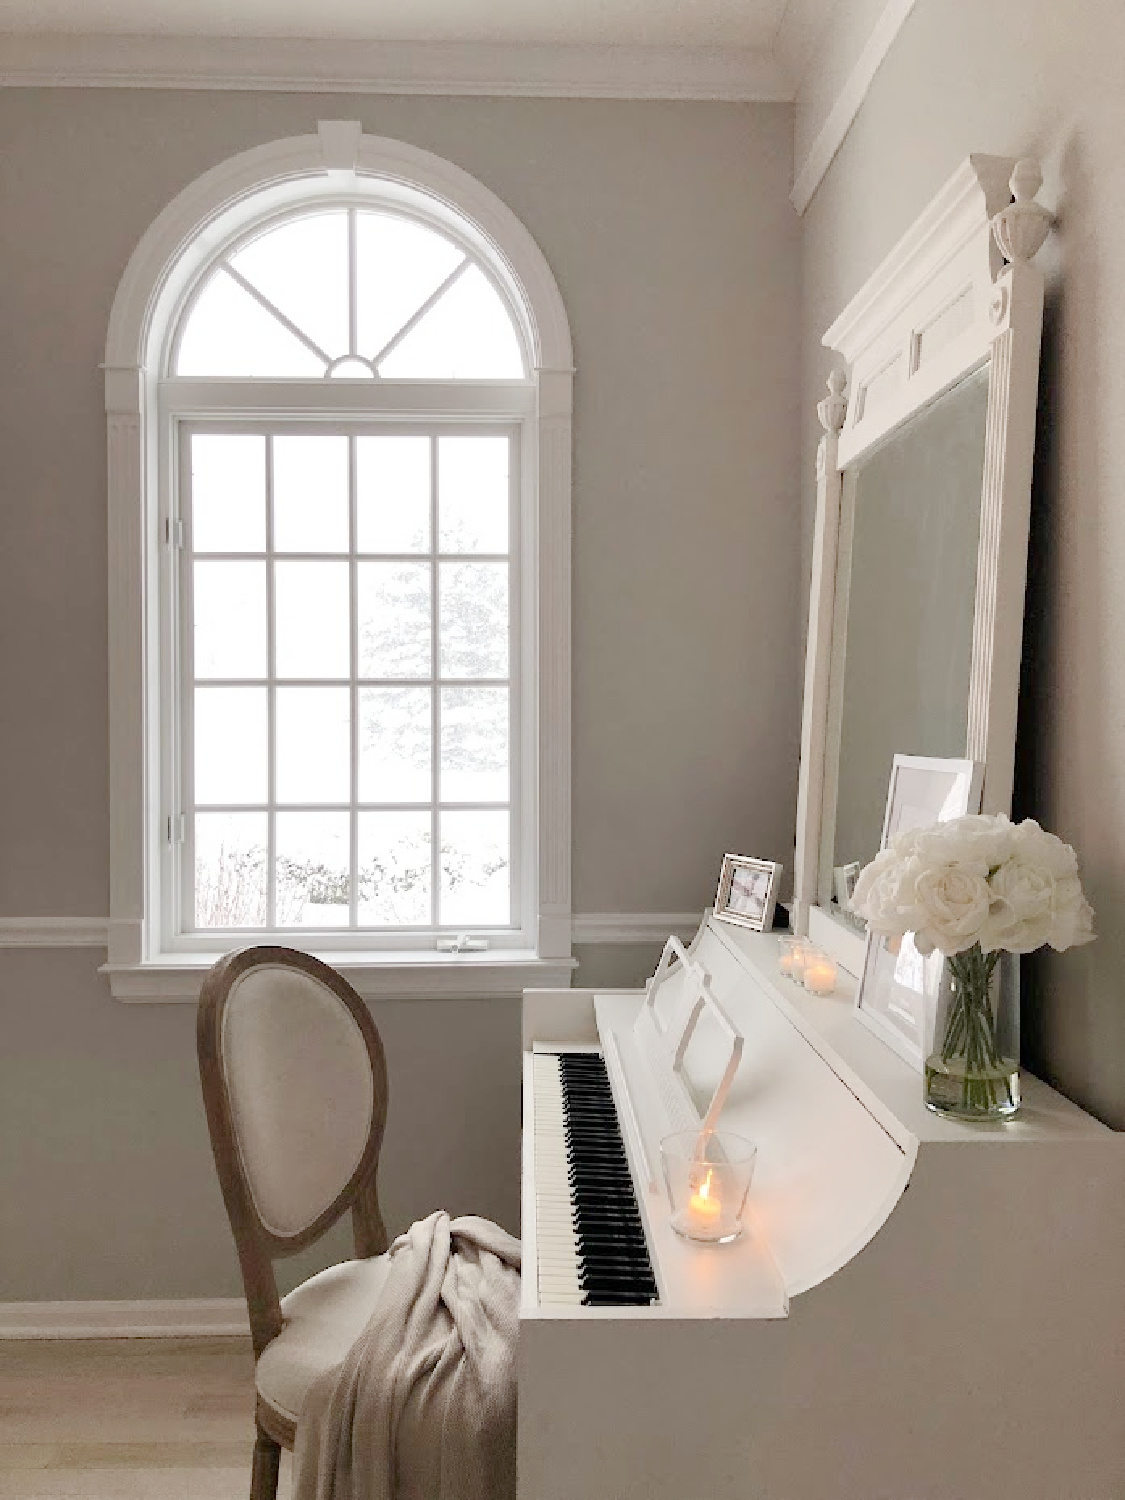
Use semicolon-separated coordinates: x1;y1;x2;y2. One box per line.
197;946;390;1498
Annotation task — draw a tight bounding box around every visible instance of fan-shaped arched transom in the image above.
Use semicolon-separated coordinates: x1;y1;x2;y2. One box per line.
175;207;526;380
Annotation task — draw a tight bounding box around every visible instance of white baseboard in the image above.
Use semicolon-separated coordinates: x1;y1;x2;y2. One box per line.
0;1298;250;1340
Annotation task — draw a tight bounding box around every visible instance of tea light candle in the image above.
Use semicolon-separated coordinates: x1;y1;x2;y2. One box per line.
687;1167;723;1233
662;1130;757;1245
777;937;809;979
802;952;838;995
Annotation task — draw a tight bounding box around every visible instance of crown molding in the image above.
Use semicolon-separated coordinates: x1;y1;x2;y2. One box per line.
790;0;918;215
772;0;840;94
0;33;791;100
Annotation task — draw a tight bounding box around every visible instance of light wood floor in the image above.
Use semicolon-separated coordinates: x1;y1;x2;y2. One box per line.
0;1338;287;1499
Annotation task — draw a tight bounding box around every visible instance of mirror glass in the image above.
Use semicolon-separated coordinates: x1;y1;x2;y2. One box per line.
819;363;991;915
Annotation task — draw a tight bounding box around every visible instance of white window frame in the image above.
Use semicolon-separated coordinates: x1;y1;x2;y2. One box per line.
104;122;574;1001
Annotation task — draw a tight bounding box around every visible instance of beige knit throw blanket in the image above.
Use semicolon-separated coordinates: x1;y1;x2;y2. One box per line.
292;1212;522;1500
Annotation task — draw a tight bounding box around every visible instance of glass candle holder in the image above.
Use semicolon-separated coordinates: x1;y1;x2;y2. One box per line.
660;1129;757;1244
801;949;838;995
777;936;812;981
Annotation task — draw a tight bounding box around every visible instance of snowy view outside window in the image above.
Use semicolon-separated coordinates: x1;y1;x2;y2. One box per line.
187;429;513;932
174;204;525;937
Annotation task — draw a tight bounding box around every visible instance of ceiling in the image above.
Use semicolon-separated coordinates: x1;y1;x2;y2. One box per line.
0;0;793;48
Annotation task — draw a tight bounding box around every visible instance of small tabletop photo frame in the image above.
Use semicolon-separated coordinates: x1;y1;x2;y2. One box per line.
714;853;782;933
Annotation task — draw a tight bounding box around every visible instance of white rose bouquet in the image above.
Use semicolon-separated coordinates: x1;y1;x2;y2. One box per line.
850;813;1094;1117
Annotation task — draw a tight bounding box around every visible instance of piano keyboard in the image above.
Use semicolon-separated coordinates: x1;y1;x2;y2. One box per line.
532;1050;659;1307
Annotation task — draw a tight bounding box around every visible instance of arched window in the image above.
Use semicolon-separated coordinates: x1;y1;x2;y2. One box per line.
104;124;573;999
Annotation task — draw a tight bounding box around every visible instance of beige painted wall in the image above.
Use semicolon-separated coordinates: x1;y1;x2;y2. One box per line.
0;90;799;1298
800;0;1125;1126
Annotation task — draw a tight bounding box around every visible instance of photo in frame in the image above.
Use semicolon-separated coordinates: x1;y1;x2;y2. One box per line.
714;854;782;933
854;755;985;1070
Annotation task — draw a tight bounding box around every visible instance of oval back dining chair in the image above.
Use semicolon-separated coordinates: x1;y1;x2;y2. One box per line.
197;946;391;1500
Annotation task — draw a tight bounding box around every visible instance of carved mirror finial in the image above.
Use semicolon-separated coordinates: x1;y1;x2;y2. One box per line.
991;157;1052;265
815;371;848;479
817;369;848;434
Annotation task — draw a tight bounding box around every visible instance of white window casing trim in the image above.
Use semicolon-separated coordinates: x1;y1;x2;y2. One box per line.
104;123;573;998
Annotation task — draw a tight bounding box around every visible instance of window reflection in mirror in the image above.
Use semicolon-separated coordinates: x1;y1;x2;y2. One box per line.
819;363;991;917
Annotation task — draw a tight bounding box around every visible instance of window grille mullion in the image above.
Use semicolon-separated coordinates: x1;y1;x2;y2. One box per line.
349;433;359;930
176;431;191;936
220;263;332;369
431;434;441;930
348;208;358;360
371;259;471;372
266;435;277;929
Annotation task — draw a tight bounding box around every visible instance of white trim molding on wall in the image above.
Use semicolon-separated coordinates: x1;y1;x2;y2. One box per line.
0;1299;250;1340
571;913;704;945
0;918;111;948
0;34;790;100
0;913;700;952
790;0;919;215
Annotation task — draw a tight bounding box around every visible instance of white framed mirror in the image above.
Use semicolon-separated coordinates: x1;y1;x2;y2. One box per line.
793;156;1053;973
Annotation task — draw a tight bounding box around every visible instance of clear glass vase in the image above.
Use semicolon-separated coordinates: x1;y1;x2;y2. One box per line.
924;944;1020;1120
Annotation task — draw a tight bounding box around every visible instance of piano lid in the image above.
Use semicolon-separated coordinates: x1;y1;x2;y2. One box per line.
596;917;916;1300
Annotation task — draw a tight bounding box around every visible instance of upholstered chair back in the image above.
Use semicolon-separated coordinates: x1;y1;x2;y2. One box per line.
197;947;389;1354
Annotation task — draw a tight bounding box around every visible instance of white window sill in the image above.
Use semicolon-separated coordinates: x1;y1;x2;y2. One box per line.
100;950;577;1004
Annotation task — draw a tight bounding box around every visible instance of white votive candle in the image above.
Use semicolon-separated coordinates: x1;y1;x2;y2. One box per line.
778;937;809;979
802;953;838;995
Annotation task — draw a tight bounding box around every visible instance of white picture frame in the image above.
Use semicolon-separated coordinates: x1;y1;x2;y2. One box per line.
713;854;781;934
854;755;984;1070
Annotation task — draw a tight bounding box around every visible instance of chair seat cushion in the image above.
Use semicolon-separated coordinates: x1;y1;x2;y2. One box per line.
256;1255;391;1424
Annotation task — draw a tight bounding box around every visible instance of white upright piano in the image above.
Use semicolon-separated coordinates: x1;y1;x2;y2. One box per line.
518;915;1125;1500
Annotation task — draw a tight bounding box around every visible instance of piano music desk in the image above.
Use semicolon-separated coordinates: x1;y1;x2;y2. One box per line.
519;917;1125;1500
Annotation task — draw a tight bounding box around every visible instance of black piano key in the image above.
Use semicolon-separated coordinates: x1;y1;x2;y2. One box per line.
571;1207;643;1229
569;1187;640;1208
577;1268;650;1285
579;1247;650;1268
580;1263;658;1288
576;1231;653;1254
583;1279;658;1300
574;1221;645;1246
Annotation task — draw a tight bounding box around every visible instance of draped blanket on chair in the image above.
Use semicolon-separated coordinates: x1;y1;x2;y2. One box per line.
293;1212;522;1500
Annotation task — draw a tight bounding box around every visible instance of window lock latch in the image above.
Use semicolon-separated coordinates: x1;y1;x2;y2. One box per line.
436;933;490;954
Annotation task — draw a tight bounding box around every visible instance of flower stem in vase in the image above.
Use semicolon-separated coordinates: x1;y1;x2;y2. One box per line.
924;943;1020;1120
